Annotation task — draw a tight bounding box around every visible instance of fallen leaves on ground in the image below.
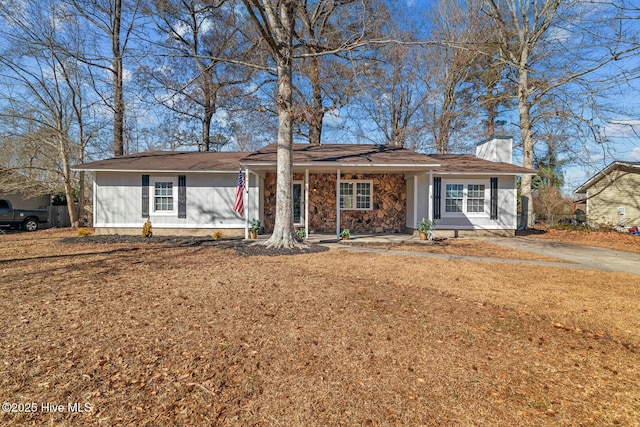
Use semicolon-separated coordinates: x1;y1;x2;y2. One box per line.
1;229;638;426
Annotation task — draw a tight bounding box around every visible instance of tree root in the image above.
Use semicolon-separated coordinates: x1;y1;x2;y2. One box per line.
263;233;307;250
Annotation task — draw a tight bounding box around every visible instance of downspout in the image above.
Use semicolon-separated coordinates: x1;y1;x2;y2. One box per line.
93;178;97;226
428;170;433;222
413;175;418;230
336;169;341;239
305;168;309;239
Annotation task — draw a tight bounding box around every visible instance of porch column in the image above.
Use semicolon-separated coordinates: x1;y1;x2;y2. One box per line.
428;170;433;222
413;175;418;229
93;180;98;226
304;168;309;239
336;169;341;239
244;167;249;239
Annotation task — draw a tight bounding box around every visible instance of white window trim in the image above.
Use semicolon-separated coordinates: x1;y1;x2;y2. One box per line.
293;180;304;226
442;179;490;218
340;179;373;211
150;176;178;217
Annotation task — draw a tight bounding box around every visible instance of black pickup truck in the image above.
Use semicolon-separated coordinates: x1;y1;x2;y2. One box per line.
0;199;49;231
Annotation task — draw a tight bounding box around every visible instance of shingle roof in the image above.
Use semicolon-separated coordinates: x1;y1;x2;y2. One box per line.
73;151;247;172
574;161;640;193
240;144;440;166
431;154;536;175
73;145;536;175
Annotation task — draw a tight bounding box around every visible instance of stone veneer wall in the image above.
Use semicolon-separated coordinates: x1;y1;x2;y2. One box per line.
263;172;407;234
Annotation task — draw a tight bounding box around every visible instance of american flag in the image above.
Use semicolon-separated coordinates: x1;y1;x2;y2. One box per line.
233;168;245;217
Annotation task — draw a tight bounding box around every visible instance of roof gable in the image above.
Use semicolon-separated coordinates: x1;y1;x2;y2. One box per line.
574;161;640;193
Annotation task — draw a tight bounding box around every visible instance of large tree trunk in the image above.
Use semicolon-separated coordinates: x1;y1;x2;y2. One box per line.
264;0;299;249
517;58;535;229
112;0;124;157
60;142;79;228
201;80;217;151
265;56;299;248
202;105;213;152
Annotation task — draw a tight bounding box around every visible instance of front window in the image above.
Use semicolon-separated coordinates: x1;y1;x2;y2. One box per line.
443;182;487;216
445;184;463;213
154;182;174;212
467;184;485;213
340;180;372;210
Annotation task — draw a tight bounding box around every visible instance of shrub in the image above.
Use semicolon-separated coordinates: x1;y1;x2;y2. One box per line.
77;228;92;236
141;219;153;237
296;228;306;239
549;221;591;232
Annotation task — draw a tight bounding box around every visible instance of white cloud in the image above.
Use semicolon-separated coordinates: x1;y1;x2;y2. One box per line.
546;26;571;43
625;146;640;161
323;108;344;127
603;119;640;139
213;109;230;128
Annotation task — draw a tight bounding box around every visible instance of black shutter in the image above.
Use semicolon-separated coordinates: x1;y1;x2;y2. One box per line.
433;177;441;220
178;175;187;219
490;177;498;220
141;175;150;218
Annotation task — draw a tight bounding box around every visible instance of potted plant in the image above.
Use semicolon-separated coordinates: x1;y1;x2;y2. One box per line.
249;219;261;239
340;228;350;240
416;218;434;241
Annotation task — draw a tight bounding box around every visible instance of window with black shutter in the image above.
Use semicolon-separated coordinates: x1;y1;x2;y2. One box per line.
178;175;187;218
141;175;150;218
490;177;498;220
433;177;441;220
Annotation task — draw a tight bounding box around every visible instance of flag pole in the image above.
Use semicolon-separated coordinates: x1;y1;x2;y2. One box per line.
244;168;249;240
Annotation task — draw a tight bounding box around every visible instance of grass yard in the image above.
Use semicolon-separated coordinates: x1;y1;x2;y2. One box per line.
1;229;639;426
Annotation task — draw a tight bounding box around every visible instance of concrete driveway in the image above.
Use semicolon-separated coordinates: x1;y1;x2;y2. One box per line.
474;237;640;275
322;235;640;275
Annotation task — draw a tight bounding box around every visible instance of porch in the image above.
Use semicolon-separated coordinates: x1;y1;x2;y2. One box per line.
249;231;423;244
304;232;422;244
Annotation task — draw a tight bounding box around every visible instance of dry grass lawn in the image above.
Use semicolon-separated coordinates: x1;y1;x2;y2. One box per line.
1;229;639;426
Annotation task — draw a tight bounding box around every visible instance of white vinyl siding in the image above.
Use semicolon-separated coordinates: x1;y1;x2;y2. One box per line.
435;176;517;230
94;172;261;229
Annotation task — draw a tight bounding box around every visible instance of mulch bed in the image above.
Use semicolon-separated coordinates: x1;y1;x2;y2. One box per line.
60;235;329;257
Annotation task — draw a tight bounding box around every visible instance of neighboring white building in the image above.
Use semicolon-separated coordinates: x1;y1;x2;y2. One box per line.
74;138;535;237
